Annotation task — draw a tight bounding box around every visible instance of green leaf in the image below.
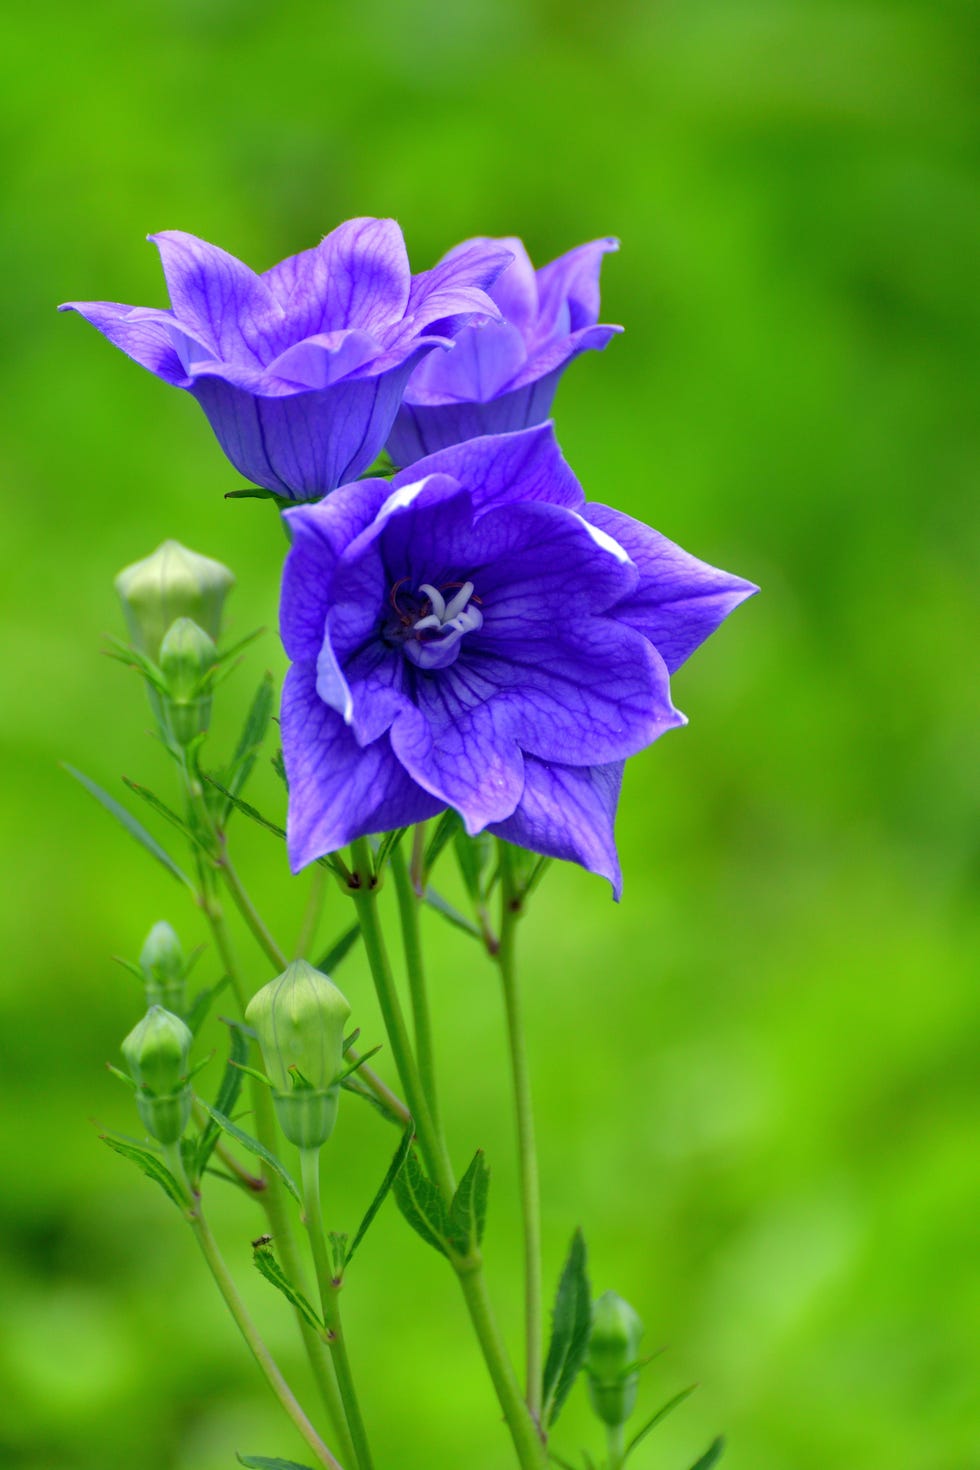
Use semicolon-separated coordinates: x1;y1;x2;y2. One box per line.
345;1123;413;1268
64;765;196;891
121;778;196;842
196;1022;250;1176
252;1242;323;1330
197;1102;301;1202
423;810;461;880
236;1454;317;1469
391;1146;449;1256
271;747;288;788
447;1148;490;1256
314;922;360;975
202;774;287;840
221;673;275;811
623;1386;697;1462
454;829;492;903
687;1438;724;1470
542;1229;591;1428
100;1135;185;1208
373;826;406;874
328;1232;349;1277
422;886;482;940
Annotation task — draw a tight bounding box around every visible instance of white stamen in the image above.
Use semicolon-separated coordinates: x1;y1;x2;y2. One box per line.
418;583;446;620
443;581;475;621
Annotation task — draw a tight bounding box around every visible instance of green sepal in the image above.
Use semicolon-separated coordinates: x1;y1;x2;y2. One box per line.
101;636;171;694
225;484;297;508
373;826;406;874
688;1438;725;1470
236;1455;317;1469
543;1228;592;1428
454;829;493;903
335;1044;383;1085
64;765;196;891
314;922;360;975
447;1148;490;1256
345;1123;413;1269
105;1062;137;1090
391;1146;449;1256
230;1060;274;1088
423;810;462;882
623;1385;697;1462
357;448;396;479
252;1241;323;1330
113;955;148;984
195;1021;249;1177
197;1101;301;1202
342;1028;360;1054
100;1134;186;1208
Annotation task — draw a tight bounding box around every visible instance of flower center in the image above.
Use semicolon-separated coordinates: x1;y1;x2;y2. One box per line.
384;579;484;671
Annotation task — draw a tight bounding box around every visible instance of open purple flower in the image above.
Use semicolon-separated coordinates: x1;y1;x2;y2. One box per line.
386;236;622;466
280;424;756;893
60;220;512;500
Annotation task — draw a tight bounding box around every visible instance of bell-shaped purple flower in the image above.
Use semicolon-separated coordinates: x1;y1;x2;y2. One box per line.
387;236;622;466
279;424;755;894
60;220;513;500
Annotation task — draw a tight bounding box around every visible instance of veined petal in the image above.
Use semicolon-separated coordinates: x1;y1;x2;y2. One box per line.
263;217;411;339
389;699;524;832
399;237;514;337
282;664;441;869
535;236;619;336
150;231;286;366
405;320;528;403
584;504;759;673
484;236;539;332
57;301;192;385
390;422;584;513
267;329;383;388
490;758;624;897
508;322;622;391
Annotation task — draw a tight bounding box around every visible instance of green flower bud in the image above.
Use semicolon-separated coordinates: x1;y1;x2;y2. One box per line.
245;960;351;1150
586;1291;644;1428
159;617;218;745
115;539;234;661
139;921;186;1011
121;1006;194;1144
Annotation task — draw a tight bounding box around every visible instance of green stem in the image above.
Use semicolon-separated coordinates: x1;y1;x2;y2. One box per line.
190;1205;345;1470
348;839;454;1198
301;1149;375;1470
456;1263;548;1470
497;843;544;1422
391;843;441;1133
606;1421;625;1470
296;862;329;960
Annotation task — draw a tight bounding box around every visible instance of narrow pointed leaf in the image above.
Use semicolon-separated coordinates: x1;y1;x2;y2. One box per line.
423;810;461;880
454;830;492;903
100;1135;185;1208
271;747;288;788
201;774;286;840
373;826;407;873
64;765;195;890
121;778;196;842
314;922;360;975
236;1455;317;1470
448;1148;490;1255
688;1438;724;1470
197;1101;301;1201
222;672;275;808
196;1021;250;1175
345;1123;414;1268
624;1386;697;1462
391;1146;449;1256
252;1242;323;1330
543;1229;591;1427
422;886;482;940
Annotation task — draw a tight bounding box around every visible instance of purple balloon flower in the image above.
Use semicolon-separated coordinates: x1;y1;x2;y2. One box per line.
60;220;512;500
387;236;622;466
279;424;756;893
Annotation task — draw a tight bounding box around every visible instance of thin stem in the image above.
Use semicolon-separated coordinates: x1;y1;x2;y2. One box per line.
409;822;427;896
348;839;454;1200
190;1206;344;1470
296;862;329;960
456;1263;548;1470
391;843;441;1133
606;1422;625;1470
497;843;544;1422
301;1149;375;1470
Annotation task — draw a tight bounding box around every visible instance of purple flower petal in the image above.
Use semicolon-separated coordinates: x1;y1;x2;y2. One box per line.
282;664;441;868
149;231;287;366
267;329;384;388
584;504;759;672
508;322;622;392
535;236;620;336
490;758;624;897
262;217;411;339
57;301;194;386
390;697;525;832
406;321;528;402
390;423;584;512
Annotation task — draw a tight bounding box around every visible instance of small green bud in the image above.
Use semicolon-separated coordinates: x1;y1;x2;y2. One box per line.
139;921;186;1011
115;539;234;661
121;1006;194;1144
159;617;218;744
586;1291;645;1428
245;960;351;1150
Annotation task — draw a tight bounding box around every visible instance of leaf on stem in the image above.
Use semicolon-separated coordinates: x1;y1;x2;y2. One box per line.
623;1386;697;1462
345;1123;413;1268
391;1146;450;1256
688;1437;725;1469
121;778;196;843
454;829;493;903
197;1101;301;1202
542;1228;592;1428
63;765;196;891
252;1241;323;1330
195;1021;249;1176
100;1135;185;1209
373;826;407;874
201;774;287;840
314;922;361;975
422;810;461;881
220;672;275;813
447;1148;490;1256
421;886;482;940
236;1454;317;1469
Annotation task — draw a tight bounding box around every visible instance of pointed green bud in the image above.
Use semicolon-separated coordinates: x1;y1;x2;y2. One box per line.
139;920;186;1011
121;1006;194;1144
245;960;351;1149
586;1291;645;1427
115;539;234;661
159;617;218;744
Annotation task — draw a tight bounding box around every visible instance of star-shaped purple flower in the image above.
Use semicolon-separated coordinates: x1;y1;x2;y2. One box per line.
387;236;622;466
280;424;756;894
60;220;512;500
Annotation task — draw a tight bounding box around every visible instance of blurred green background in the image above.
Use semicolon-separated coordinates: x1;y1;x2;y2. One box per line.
1;1;977;1467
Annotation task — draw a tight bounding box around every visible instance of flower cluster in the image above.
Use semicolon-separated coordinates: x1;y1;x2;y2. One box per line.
65;218;755;888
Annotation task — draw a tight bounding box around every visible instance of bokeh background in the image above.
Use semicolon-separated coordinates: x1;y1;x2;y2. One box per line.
1;2;977;1467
